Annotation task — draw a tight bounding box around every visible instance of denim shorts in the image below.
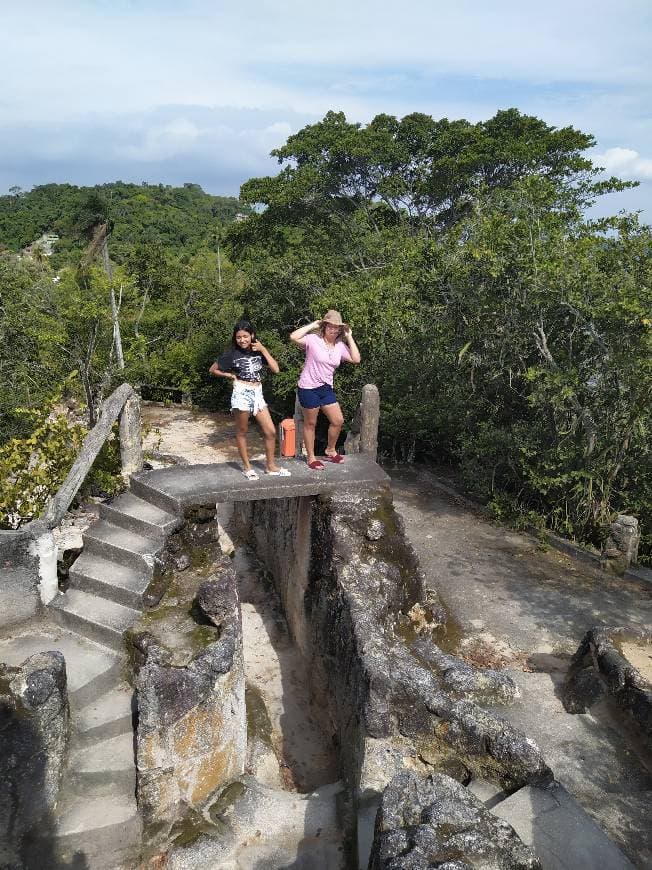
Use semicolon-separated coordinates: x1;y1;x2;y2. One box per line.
297;384;337;409
231;381;267;415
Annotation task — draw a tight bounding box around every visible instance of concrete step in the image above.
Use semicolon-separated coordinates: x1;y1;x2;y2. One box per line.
83;519;160;572
68;731;137;792
130;473;181;515
74;684;134;746
69;551;151;609
0;628;124;710
100;491;180;542
50;589;140;652
54;792;142;870
491;783;635;870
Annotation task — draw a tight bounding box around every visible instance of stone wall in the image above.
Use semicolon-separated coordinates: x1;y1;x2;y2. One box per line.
563;625;652;750
0;521;54;628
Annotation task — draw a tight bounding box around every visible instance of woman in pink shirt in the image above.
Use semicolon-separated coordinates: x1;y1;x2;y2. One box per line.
290;310;361;469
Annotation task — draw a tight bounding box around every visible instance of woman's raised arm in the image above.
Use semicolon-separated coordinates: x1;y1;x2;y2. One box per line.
290;320;321;346
344;330;361;364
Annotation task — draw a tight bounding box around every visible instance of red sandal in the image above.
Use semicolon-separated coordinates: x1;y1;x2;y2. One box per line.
324;453;344;464
308;459;325;470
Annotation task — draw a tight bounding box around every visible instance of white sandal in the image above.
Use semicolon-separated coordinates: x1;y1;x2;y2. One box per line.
265;468;292;477
242;469;259;481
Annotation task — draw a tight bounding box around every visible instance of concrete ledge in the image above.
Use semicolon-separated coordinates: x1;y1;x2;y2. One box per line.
131;454;389;513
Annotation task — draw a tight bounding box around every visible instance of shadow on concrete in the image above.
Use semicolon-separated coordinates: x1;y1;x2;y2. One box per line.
232;539;339;794
1;706;89;870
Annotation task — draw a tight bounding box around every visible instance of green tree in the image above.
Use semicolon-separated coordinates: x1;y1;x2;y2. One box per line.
226;109;650;561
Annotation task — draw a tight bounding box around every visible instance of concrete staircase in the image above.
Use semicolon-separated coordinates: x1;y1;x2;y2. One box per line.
51;493;179;649
43;490;181;868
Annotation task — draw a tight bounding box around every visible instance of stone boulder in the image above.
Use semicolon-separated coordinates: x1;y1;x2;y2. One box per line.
127;552;246;837
0;650;70;864
601;515;640;575
563;625;652;750
369;770;541;870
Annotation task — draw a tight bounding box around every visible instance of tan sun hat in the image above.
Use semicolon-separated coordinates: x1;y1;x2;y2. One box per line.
320;309;349;330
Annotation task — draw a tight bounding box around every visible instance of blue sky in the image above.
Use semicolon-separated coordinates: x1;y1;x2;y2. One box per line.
1;0;651;218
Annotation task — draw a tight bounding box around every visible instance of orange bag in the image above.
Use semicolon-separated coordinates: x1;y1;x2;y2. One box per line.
280;419;296;457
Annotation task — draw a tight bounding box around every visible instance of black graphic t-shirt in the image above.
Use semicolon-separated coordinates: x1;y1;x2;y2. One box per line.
217;347;265;382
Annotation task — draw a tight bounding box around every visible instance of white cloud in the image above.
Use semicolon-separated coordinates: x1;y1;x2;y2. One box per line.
2;0;651;124
593;147;652;180
0;0;651;217
121;119;201;161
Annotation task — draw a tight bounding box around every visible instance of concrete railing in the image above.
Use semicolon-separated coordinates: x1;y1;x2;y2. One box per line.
43;382;143;528
0;383;143;624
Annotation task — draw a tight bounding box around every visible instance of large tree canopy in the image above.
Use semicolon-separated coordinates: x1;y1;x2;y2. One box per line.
226;109;651;562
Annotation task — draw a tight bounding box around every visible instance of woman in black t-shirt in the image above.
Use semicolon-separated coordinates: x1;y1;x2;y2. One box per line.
209;319;291;481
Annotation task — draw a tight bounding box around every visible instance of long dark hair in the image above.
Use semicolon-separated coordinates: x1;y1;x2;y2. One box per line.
231;319;256;349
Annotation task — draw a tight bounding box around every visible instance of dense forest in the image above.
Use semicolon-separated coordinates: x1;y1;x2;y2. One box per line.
0;181;248;265
1;111;650;566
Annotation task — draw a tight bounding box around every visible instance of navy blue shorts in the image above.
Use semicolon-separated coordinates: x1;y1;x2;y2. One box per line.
298;384;337;409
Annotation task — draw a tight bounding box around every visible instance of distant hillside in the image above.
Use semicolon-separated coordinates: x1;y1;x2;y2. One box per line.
0;182;249;264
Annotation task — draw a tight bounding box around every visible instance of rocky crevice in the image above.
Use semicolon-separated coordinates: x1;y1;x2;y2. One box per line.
233;485;551;865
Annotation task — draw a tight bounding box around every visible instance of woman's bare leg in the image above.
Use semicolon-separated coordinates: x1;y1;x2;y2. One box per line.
254;407;279;471
301;406;320;463
233;410;252;470
321;402;344;456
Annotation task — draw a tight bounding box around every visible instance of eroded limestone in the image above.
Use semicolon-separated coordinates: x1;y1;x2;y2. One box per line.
128;537;246;837
0;650;70;864
369;770;541;869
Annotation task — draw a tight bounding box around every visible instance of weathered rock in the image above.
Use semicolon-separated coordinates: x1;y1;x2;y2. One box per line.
412;637;518;705
563;625;652;750
562;665;606;713
173;554;191;571
163;776;345;870
369;771;541;870
601;515;640;574
366;519;385;541
128;554;246;835
235;485;551;864
152;501;221;591
0;650;70;862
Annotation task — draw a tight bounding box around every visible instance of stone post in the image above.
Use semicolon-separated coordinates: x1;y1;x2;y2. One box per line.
359;384;380;461
119;392;144;479
29;524;58;605
0;651;70;863
601;515;640;575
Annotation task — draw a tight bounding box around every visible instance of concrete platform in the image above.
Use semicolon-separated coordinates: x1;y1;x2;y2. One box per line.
488;670;652;867
130;453;389;513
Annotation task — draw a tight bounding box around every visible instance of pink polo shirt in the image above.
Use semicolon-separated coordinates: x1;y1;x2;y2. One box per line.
298;333;352;388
